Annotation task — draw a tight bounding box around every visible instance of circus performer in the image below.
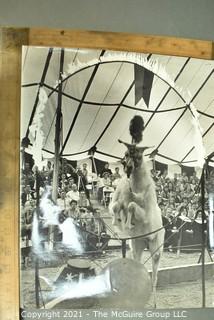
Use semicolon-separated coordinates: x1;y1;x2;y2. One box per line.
109;115;165;307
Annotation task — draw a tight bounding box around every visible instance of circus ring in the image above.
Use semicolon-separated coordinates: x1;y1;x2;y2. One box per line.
20;238;214;309
20;47;214;310
20;199;214;309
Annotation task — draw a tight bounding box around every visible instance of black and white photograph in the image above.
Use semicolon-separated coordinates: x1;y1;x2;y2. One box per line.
20;46;214;310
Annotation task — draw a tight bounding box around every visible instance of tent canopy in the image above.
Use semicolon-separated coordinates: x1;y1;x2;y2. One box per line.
21;47;214;167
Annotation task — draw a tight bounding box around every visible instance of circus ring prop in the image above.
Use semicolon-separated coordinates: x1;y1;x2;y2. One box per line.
16;41;214;311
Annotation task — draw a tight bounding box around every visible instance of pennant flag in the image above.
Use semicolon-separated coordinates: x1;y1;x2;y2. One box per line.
134;64;154;107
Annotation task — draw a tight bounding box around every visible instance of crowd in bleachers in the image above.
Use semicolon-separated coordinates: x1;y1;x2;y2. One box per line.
20;159;113;256
21;157;213;261
152;169;201;219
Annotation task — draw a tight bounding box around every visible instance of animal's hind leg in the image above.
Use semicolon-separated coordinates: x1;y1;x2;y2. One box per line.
130;238;148;262
148;229;165;308
109;201;121;226
126;202;147;229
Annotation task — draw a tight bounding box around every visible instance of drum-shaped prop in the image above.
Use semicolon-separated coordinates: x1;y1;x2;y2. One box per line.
44;258;152;309
98;258;152;308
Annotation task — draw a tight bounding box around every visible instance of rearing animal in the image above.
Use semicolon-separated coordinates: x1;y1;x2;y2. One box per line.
109;116;165;307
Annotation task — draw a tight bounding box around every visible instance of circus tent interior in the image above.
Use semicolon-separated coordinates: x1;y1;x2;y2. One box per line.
19;46;214;310
21;47;214;173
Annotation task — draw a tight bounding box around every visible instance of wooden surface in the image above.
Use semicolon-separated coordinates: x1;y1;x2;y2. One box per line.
29;28;214;60
0;26;214;319
0;27;28;320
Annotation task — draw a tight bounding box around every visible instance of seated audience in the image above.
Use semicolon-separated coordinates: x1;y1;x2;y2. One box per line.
59;173;69;191
67;177;75;191
112;167;121;180
57;191;70;211
21;185;35;206
82;163;89;182
80;206;94;232
21;203;35;245
22;162;35;189
66;199;80;220
81;207;110;251
66;183;80;203
97;172;112;203
111;167;122;188
100;162;112;178
21;152;214;255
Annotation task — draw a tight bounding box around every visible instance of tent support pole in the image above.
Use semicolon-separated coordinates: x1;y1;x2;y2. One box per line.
50;48;64;248
91;155;98;195
91;155;97;176
200;164;206;307
35;169;41;308
26;48;53;138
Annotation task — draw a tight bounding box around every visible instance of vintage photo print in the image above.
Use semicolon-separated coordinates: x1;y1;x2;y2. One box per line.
20;46;214;312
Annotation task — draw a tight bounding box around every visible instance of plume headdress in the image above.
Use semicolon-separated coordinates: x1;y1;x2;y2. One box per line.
118;115;148;150
129;115;144;144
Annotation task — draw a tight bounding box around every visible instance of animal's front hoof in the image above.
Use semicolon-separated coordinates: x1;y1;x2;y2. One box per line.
112;217;121;226
125;223;135;230
112;217;116;225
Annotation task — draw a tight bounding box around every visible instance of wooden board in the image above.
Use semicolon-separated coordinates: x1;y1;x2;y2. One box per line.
0;26;214;319
29;28;214;60
0;28;28;320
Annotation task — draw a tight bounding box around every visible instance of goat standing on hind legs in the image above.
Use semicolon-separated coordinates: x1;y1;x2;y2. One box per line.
109;116;165;308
